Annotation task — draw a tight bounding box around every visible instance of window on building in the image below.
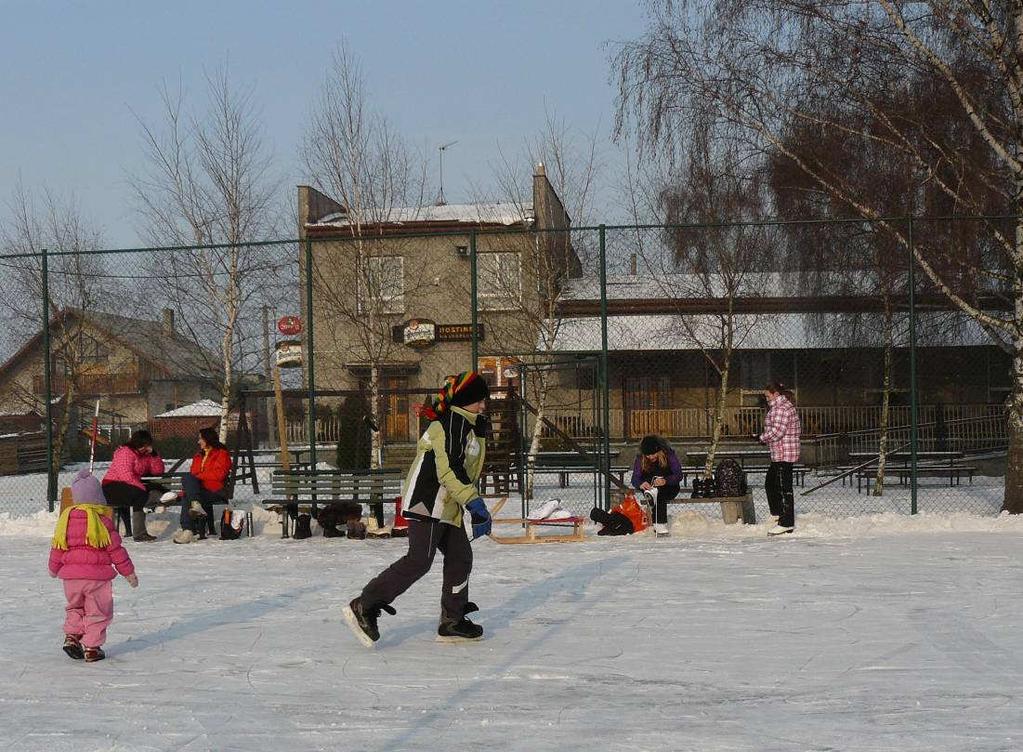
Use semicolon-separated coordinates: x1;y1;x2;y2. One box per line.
478;252;521;310
79;334;110;364
361;256;404;314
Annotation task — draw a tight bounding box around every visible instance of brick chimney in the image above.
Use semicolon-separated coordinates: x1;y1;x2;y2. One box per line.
162;308;175;336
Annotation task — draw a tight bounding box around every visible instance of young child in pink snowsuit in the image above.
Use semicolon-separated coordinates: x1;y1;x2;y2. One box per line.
49;469;138;662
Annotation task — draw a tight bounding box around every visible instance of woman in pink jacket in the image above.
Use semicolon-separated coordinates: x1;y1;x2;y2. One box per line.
102;430;167;542
49;470;139;662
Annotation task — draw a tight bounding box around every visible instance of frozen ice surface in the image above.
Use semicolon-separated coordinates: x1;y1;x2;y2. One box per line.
2;504;1023;751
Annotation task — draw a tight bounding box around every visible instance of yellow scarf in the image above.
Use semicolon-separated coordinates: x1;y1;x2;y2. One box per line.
51;504;112;551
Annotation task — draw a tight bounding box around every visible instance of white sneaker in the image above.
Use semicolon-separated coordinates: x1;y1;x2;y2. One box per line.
653;523;670;536
160;491;179;504
528;499;562;520
768;524;794;536
172;529;194;544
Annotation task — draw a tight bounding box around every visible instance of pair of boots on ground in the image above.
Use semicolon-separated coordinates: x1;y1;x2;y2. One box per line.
344;597;483;646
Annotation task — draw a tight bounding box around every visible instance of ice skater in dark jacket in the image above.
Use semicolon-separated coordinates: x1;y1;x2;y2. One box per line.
631;435;683;536
343;371;492;647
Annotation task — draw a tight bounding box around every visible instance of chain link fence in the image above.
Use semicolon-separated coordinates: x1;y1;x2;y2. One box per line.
0;216;1012;525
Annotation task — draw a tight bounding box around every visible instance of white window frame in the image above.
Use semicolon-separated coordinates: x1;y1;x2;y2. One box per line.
360;256;405;314
478;252;521;310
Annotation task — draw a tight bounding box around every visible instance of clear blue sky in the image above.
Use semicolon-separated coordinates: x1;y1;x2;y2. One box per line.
0;0;648;248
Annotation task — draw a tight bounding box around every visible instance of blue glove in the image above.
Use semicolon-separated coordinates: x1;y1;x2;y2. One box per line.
466;497;492;538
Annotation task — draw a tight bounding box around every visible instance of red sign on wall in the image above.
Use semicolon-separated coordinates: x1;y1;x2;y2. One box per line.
277;315;303;336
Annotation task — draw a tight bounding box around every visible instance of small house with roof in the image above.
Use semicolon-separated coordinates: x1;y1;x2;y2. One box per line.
0;307;221;433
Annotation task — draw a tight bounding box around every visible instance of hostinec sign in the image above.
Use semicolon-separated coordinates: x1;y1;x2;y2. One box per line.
391;320;484;348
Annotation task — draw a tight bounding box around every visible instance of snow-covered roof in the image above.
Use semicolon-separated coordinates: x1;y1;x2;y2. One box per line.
545;312;995;352
154;399;223;419
557;271;895;300
312;202;533;228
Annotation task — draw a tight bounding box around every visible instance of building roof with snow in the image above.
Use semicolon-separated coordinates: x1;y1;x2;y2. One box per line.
153;399;223;419
312;202;534;230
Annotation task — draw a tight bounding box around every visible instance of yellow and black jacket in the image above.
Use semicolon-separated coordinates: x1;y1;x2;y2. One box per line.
402;406;486;526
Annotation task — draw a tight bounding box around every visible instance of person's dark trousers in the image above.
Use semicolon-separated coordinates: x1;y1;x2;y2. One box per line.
179;473;223;534
360;519;473;622
651;485;680;524
102;482;148;537
590;507;634;535
765;461;795;528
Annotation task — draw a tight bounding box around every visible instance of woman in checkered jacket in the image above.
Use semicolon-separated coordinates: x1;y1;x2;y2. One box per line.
756;382;801;536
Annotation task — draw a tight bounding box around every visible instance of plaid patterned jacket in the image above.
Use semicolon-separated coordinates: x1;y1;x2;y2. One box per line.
760;395;801;462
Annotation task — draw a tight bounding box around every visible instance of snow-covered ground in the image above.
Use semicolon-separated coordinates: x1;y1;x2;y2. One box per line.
2;506;1022;751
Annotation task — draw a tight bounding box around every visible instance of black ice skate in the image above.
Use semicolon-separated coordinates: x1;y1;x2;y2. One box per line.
63;634;84;660
342;597;396;648
437;604;484;642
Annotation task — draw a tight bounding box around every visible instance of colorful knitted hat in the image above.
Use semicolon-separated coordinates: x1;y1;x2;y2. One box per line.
420;371;489;419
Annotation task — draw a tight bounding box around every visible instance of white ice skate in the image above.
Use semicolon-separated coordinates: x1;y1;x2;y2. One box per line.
767;524;794;536
527;499;562;521
653;523;670;537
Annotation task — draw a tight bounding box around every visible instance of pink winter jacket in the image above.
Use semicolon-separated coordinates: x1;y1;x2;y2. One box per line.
102;446;165;490
48;509;135;581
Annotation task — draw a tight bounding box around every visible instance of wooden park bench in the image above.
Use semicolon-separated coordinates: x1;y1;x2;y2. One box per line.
140;473;251;537
262;469;404;538
856;464;977;493
665;494;757;525
612;489;757;525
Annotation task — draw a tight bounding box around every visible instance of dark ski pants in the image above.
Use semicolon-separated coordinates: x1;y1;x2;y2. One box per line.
361;518;473;622
765;461;795;528
650;485;680;524
103;481;164;538
179;473;223;534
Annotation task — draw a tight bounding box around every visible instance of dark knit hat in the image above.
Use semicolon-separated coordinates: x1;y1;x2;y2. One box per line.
639;435;662;456
449;371;490;407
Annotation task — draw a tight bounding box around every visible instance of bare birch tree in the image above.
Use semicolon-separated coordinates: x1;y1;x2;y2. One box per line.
129;64;284;442
300;44;428;465
615;1;1023;512
0;181;114;482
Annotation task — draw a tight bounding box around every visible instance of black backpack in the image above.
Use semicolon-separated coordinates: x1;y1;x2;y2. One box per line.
714;459;748;497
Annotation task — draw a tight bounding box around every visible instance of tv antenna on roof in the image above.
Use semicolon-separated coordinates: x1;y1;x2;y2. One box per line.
436;140;458;206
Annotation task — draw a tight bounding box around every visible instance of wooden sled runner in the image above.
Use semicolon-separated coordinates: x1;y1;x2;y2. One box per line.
484;498;587;544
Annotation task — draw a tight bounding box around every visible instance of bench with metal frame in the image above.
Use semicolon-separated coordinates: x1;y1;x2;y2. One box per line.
262;468;404;538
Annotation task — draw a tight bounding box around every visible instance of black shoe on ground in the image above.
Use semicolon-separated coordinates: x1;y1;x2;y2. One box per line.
437;617;484;642
84;646;105;662
63;634;84;660
342;597;396;648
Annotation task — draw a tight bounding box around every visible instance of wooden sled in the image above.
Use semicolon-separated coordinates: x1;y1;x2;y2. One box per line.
487;497;586;544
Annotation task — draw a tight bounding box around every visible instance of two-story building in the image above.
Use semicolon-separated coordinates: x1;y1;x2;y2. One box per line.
297;164;578;439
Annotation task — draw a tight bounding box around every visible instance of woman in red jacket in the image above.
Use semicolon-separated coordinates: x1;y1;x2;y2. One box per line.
172;427;232;544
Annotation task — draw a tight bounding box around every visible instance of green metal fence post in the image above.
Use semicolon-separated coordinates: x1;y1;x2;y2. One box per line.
305;239;317;471
470;230;478;370
908;217;919;515
42;247;55;511
598;225;611;509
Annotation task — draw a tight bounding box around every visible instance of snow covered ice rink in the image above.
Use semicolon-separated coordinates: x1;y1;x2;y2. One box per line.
2;508;1023;751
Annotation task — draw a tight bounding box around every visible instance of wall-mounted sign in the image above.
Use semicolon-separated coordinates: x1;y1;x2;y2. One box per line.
437;324;484;342
275;340;303;368
392;321;484;347
393;319;437;348
277;315;303;336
